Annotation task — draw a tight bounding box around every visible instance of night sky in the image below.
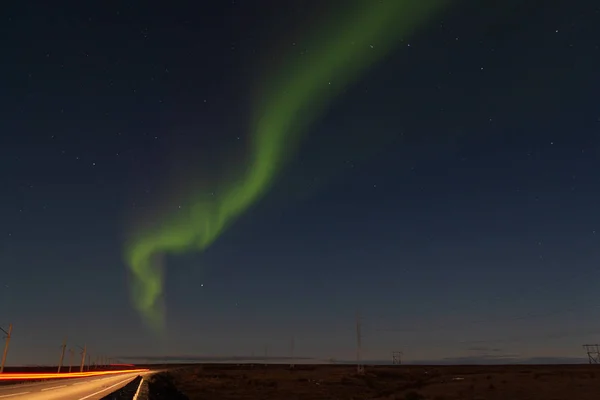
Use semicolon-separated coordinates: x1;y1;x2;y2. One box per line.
2;0;600;366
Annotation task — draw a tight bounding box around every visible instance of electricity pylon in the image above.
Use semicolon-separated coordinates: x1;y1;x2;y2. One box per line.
583;344;600;364
392;351;403;365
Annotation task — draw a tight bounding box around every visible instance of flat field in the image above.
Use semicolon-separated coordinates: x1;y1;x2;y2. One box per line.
147;363;600;400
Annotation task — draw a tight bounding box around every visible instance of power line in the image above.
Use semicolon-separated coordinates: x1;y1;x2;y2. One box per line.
375;304;600;334
459;328;600;345
357;262;599;328
392;327;600;349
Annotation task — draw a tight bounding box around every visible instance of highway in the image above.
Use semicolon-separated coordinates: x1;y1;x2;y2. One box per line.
0;370;150;400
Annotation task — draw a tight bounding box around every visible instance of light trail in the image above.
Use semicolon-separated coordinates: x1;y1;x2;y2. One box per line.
0;368;149;381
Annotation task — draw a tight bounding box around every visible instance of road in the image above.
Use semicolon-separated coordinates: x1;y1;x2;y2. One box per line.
0;370;151;400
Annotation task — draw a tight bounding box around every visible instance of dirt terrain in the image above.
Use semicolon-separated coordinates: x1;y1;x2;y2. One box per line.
148;363;600;400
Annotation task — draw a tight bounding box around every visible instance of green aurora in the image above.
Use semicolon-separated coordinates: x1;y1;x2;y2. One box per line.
124;0;450;331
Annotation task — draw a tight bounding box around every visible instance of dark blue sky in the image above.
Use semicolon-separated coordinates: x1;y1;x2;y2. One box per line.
1;0;599;365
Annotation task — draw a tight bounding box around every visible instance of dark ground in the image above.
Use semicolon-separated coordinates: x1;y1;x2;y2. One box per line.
101;375;143;400
145;363;600;400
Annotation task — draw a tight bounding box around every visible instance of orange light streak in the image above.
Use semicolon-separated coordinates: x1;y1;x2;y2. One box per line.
0;368;149;381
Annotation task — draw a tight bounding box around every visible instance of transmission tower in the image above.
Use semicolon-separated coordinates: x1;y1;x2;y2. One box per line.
583;344;600;364
0;324;12;373
392;351;403;365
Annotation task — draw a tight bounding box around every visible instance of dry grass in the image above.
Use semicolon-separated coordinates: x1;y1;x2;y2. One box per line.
151;363;600;400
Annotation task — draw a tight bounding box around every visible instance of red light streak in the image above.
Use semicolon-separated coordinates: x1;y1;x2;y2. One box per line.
0;368;149;381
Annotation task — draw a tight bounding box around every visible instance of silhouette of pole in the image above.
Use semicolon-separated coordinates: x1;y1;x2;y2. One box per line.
0;324;12;374
68;349;74;373
356;312;364;374
58;338;67;373
264;344;268;366
290;336;295;369
79;344;87;373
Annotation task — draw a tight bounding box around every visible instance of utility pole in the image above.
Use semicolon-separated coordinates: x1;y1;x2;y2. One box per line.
68;348;74;373
356;312;364;375
0;324;12;373
290;336;295;369
79;344;87;373
58;338;67;373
